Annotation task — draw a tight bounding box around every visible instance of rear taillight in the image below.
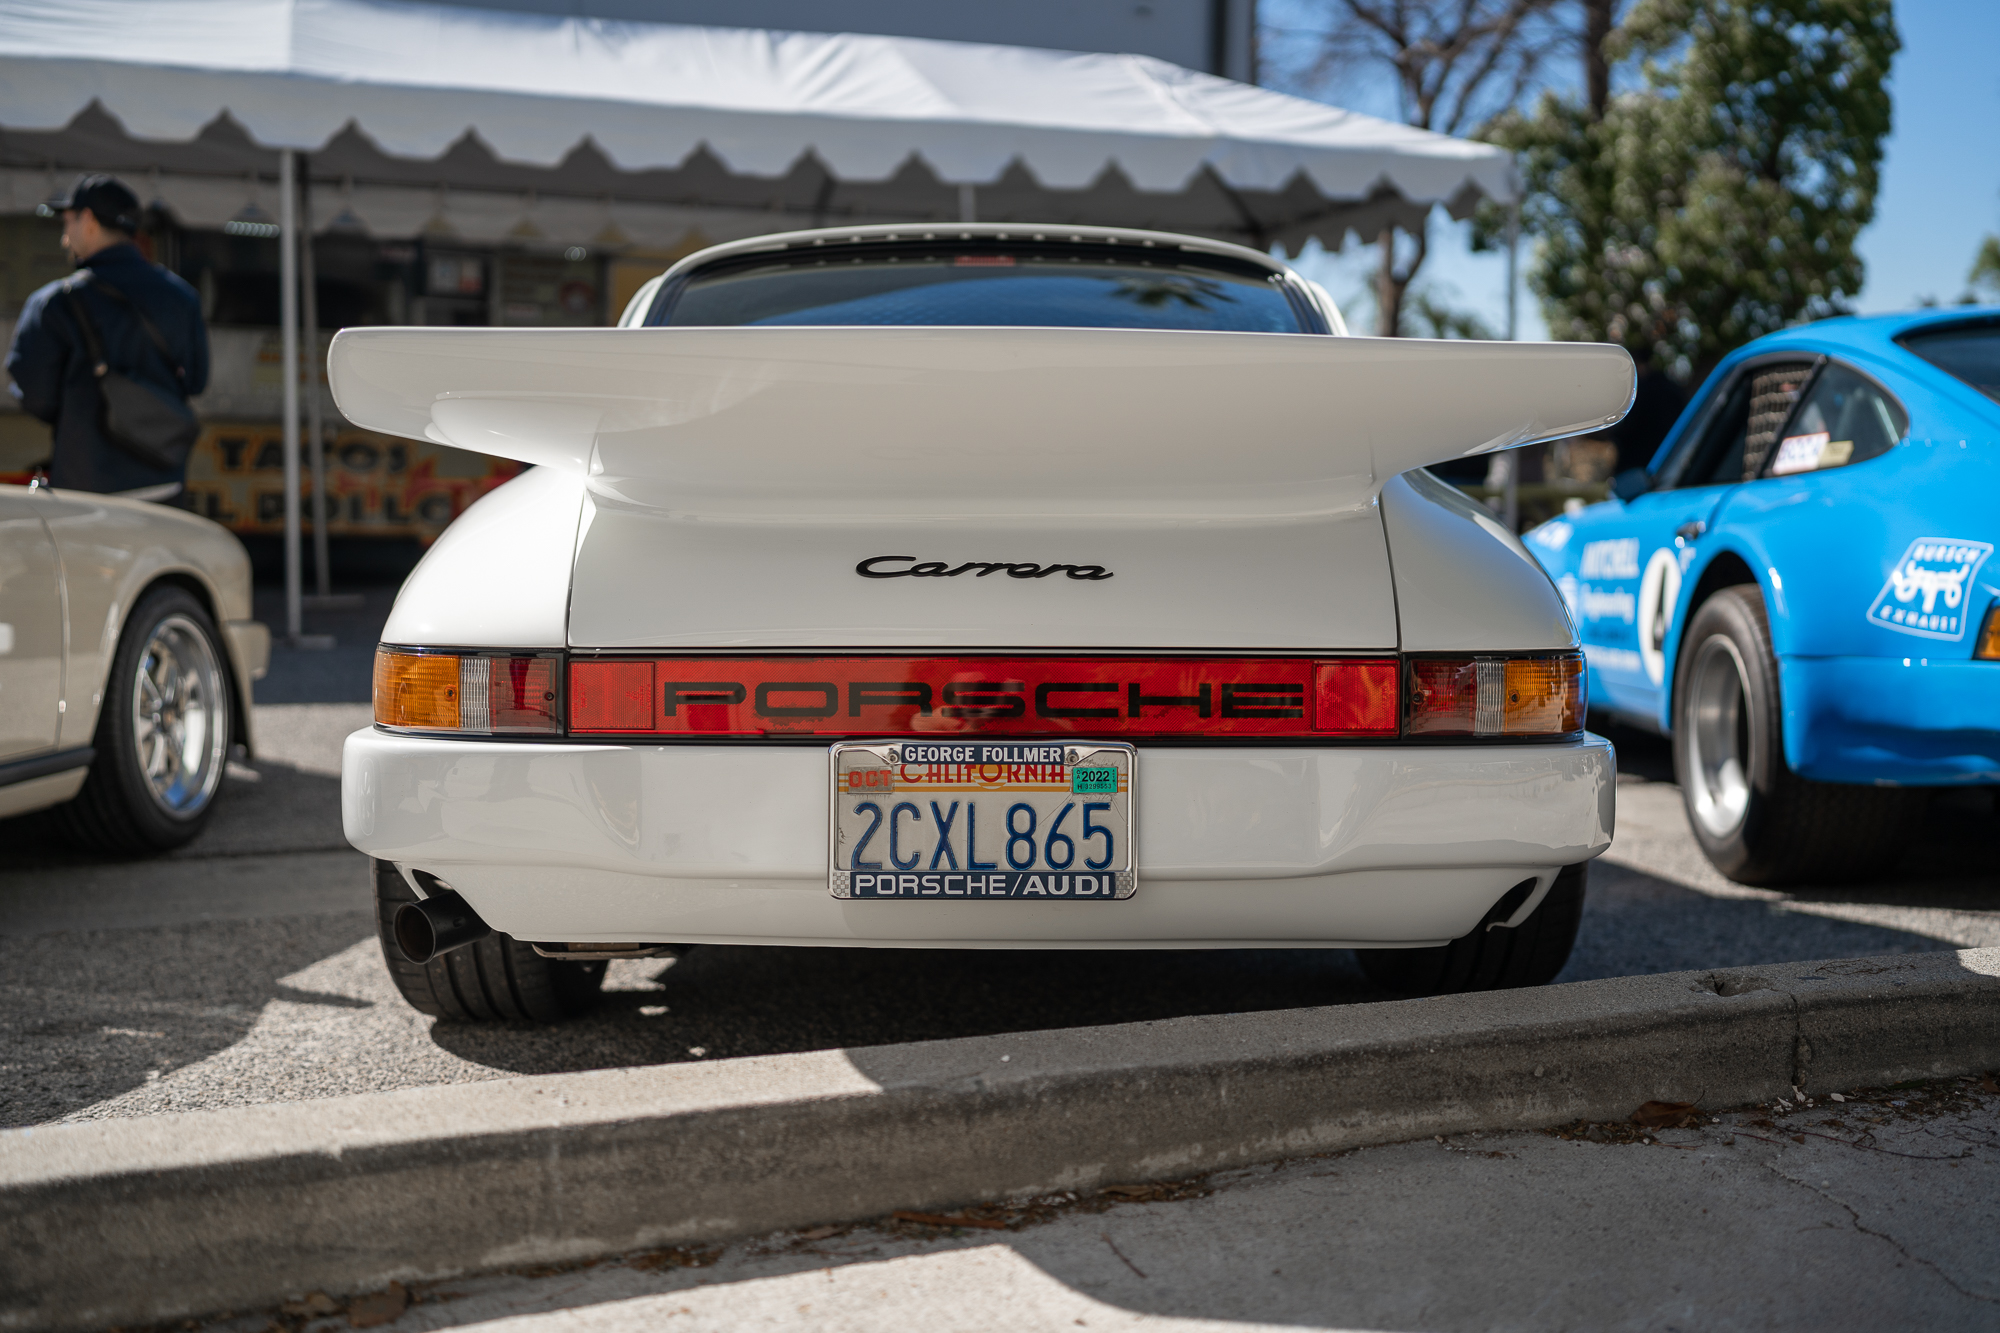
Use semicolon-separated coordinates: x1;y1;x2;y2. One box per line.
374;649;562;734
1975;602;2000;661
1405;653;1585;737
377;650;1585;741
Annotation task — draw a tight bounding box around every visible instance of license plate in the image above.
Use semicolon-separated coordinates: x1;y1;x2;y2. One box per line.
829;741;1135;900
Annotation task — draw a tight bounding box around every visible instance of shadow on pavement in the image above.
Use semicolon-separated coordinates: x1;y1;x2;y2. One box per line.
0;911;376;1127
427;945;1386;1076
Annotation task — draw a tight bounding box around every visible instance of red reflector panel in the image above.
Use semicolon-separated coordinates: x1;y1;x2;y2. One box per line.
571;660;655;731
1314;659;1399;736
568;657;1400;739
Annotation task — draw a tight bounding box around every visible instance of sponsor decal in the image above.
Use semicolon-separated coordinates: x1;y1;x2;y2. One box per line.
1529;520;1573;551
1579;538;1640;580
857;555;1113;581
1579;585;1637;624
1584;644;1645;675
1867;538;1994;641
1636;548;1682;685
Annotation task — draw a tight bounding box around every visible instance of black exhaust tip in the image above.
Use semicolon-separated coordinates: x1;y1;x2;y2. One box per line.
394;889;492;964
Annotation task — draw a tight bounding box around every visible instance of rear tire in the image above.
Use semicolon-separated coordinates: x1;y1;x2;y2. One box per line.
1672;586;1924;885
1354;862;1588;996
50;584;234;854
373;860;606;1022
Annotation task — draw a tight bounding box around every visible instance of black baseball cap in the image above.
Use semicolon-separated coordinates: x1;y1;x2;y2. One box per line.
47;174;143;233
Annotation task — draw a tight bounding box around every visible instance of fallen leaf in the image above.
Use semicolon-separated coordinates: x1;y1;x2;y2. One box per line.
1629;1101;1699;1129
628;1246;723;1271
282;1293;340;1318
891;1210;1008;1230
346;1282;406;1329
1099;1184;1155;1198
796;1226;840;1242
1791;1134;1806;1145
1982;1072;1999;1095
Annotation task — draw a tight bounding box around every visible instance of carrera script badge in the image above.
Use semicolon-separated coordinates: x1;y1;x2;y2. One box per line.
857;555;1113;581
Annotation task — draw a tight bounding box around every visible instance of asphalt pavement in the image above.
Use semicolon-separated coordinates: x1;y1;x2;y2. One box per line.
2;586;1995;1129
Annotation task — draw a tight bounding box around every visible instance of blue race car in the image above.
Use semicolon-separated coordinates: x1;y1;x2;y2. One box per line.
1524;308;2000;884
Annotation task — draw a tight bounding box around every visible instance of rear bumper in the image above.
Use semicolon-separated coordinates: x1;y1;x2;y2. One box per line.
341;730;1615;948
1782;656;2000;786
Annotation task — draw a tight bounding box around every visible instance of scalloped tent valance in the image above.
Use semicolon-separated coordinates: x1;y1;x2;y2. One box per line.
0;0;1513;252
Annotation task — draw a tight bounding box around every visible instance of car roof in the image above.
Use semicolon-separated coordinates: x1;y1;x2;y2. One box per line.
1717;304;2000;362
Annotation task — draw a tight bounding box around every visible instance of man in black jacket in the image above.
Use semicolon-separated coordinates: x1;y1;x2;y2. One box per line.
5;174;210;496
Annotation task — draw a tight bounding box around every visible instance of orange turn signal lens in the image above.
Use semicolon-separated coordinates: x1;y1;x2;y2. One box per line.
1976;602;2000;661
1405;652;1585;737
374;648;563;734
375;650;460;730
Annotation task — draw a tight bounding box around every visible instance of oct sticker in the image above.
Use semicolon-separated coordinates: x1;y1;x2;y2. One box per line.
1071;765;1118;795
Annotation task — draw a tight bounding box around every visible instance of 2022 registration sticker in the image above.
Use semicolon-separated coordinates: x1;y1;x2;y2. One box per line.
829;741;1136;900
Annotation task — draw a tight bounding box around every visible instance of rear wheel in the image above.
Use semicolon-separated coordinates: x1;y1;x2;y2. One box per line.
372;860;606;1021
1672;586;1924;885
51;585;233;854
1354;862;1588;996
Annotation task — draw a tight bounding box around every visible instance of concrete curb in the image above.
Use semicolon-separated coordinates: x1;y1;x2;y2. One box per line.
7;948;1999;1331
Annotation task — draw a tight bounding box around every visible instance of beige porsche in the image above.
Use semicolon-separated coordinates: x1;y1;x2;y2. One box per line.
0;481;268;851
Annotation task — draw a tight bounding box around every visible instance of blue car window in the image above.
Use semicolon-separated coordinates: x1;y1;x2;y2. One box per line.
1898;320;2000;404
654;251;1305;333
1765;362;1908;476
1658;360;1816;489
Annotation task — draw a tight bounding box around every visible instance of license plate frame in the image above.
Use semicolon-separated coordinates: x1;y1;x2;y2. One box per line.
829;740;1136;901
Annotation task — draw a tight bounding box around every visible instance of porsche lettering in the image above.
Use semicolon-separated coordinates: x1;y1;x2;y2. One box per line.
569;655;1403;738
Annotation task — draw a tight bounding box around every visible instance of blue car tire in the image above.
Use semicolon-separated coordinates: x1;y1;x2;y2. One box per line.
1671;586;1926;885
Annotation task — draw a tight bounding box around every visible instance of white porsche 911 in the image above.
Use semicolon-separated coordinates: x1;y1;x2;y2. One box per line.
1;482;268;851
335;224;1631;1023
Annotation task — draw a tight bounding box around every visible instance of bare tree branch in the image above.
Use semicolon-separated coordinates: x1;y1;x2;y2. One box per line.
1273;0;1564;333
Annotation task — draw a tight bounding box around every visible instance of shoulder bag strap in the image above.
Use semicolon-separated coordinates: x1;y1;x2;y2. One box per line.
59;276;113;379
76;272;189;387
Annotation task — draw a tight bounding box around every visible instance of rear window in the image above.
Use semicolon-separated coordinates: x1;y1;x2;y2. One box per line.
1898;319;2000;404
648;243;1308;333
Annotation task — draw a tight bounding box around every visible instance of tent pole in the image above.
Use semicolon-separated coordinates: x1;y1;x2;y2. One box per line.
958;184;976;225
279;148;303;644
1505;196;1520;342
300;158;332;599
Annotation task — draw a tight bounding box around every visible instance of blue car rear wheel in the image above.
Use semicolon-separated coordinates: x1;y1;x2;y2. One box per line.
1672;586;1925;884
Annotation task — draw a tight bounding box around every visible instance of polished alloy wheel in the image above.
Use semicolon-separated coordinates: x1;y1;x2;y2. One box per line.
1684;634;1753;839
129;613;229;818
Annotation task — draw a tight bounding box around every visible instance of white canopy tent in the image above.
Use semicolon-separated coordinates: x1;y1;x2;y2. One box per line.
0;0;1518;640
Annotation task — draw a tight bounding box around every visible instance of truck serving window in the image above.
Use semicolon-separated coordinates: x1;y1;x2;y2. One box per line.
648;243;1310;333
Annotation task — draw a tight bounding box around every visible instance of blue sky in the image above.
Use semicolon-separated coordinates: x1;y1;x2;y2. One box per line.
1276;1;2000;339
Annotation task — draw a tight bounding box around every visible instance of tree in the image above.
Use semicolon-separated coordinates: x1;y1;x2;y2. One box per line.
1270;0;1565;335
1972;235;2000;301
1495;0;1897;380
